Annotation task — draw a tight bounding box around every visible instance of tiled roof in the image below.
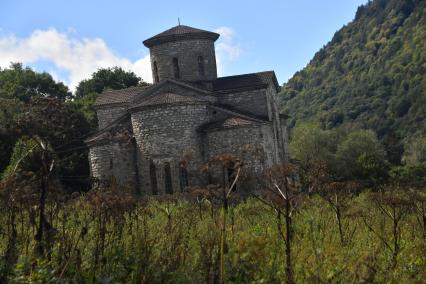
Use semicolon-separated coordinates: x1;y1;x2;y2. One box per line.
208;105;267;122
201;117;256;131
143;25;219;47
213;71;280;92
94;86;151;107
95;79;218;108
135;93;207;108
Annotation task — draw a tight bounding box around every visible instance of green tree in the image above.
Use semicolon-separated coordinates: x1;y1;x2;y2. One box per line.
72;67;149;128
74;67;145;99
0;63;71;101
336;129;388;183
0;98;25;173
280;0;426;161
68;92;99;128
402;136;426;165
289;122;336;165
1;97;91;191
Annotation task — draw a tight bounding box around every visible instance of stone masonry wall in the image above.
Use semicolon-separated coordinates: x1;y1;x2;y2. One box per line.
265;84;288;163
216;89;268;117
204;123;277;192
131;103;211;194
150;39;217;82
96;106;127;129
88;142;137;190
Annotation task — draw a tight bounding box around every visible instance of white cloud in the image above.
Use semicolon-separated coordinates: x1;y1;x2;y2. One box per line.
0;26;242;90
0;28;152;92
214;26;241;75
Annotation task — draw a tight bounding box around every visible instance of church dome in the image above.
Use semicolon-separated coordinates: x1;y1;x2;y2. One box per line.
143;25;219;48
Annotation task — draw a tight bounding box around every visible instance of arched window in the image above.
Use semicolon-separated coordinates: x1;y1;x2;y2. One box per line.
197;56;205;77
179;161;189;192
164;162;173;194
153;61;159;83
172;57;180;79
150;161;158;195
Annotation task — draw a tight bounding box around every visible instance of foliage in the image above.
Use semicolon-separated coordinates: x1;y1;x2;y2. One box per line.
402;135;426;165
0;98;26;173
0;98;91;191
336;129;388;182
288;122;336;165
0;185;425;283
0;63;71;102
1;137;41;179
74;66;145;99
280;0;426;163
389;163;426;187
71;67;150;129
289;122;388;185
68;91;99;129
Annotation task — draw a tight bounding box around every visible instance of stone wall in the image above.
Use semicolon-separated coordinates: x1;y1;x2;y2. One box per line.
96;106;127;129
131;103;211;194
216;88;268;117
149;39;217;82
203;123;277;191
88;141;138;190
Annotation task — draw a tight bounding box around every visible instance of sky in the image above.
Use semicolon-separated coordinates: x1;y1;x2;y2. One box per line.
0;0;368;92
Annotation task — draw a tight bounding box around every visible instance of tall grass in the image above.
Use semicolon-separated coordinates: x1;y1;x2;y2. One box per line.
0;187;424;283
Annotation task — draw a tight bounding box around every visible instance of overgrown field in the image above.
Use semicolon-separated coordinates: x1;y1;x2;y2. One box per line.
0;186;425;283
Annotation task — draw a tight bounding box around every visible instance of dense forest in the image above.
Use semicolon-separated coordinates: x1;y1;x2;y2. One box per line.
280;0;425;163
0;0;425;282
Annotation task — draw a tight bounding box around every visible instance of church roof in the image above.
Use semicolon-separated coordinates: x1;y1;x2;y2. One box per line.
93;71;280;108
133;92;207;109
94;79;217;108
94;86;152;107
143;25;219;47
200;117;257;131
214;71;280;93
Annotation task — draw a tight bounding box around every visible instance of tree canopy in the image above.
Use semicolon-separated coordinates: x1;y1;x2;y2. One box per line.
289;123;388;185
72;67;149;128
0;98;91;191
75;67;146;99
280;0;426;163
0;63;71;102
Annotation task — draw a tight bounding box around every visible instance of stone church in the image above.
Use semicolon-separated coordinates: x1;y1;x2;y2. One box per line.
85;25;289;195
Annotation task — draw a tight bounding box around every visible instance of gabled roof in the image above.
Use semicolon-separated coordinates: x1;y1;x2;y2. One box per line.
213;71;280;93
94;86;152;107
143;25;219;48
134;92;208;109
134;78;214;100
94;79;215;108
201;117;256;131
199;104;268;132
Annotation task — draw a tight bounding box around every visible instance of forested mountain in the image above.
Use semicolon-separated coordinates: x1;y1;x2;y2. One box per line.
280;0;425;161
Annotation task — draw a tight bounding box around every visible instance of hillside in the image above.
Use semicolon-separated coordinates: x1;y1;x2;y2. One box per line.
280;0;426;161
